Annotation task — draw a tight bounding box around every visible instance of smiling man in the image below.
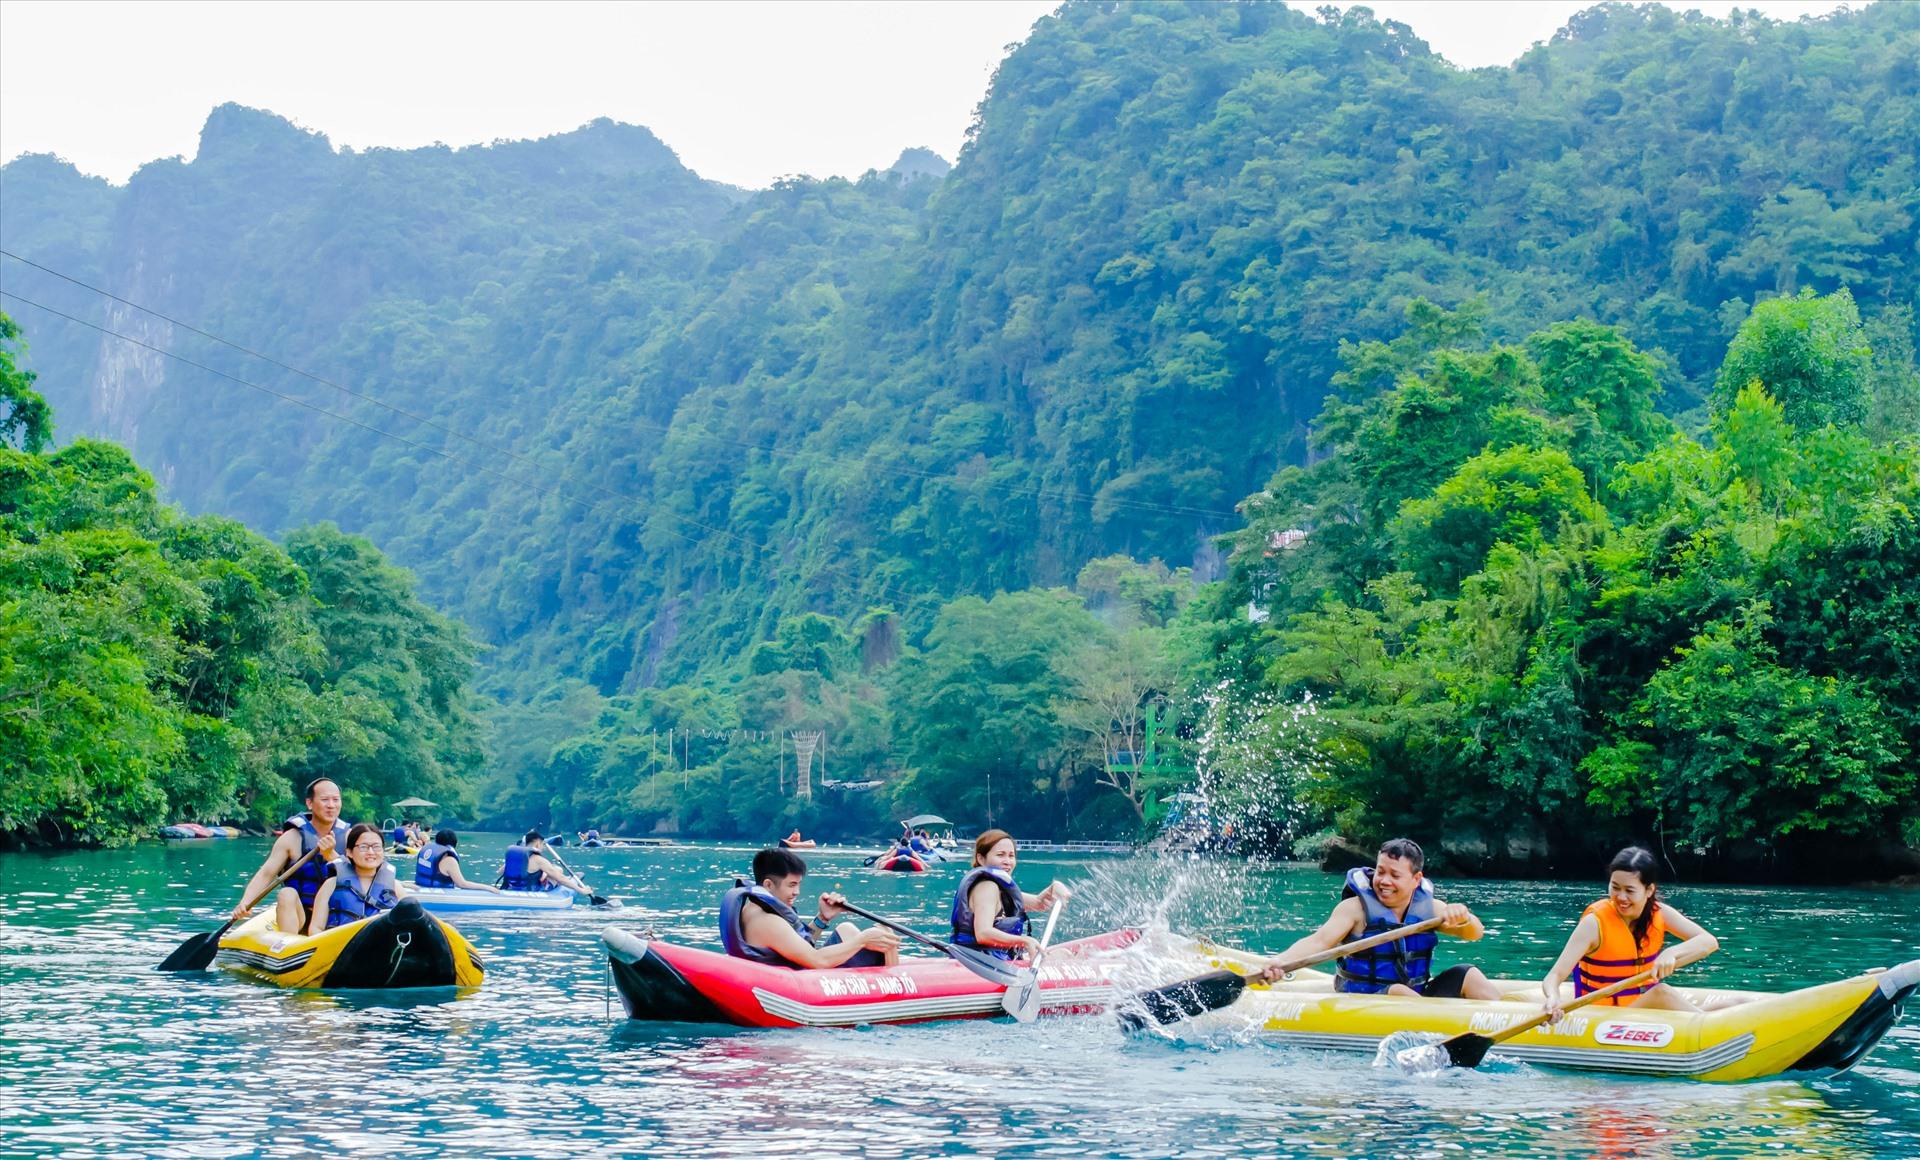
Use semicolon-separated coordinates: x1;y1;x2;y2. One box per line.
1257;838;1500;999
719;848;899;970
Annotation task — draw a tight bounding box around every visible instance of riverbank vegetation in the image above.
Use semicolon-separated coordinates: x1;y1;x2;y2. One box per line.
3;2;1918;873
1;315;483;846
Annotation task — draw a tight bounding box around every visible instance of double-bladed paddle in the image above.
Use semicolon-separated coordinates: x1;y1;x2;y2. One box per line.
1002;887;1067;1022
833;899;1031;989
546;843;619;908
1423;954;1697;1069
1118;916;1450;1031
156;847;320;972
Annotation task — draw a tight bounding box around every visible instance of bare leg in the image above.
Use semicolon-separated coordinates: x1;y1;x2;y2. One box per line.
1627;982;1699;1011
1457;967;1503;1001
274;887;304;933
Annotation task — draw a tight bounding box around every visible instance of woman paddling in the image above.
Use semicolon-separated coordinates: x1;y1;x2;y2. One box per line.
1539;846;1734;1019
308;824;403;934
949;830;1067;960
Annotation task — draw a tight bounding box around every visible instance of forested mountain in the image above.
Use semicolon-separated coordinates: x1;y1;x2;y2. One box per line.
4;2;1918;865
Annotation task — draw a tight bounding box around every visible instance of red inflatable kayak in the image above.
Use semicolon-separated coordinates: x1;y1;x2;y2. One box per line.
603;928;1140;1027
876;853;927;872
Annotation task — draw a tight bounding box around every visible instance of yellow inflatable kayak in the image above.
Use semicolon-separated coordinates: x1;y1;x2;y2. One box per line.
217;897;484;990
1162;941;1920;1082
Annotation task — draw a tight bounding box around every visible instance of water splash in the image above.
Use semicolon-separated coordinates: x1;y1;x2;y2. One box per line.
1156;681;1327;859
1374;1030;1452;1075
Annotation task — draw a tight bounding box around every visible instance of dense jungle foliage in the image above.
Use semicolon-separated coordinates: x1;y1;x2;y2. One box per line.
1;315;485;845
3;2;1917;870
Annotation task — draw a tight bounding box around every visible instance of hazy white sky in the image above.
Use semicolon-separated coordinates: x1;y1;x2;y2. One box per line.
0;0;1853;188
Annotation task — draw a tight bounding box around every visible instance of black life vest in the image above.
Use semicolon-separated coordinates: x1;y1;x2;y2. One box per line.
719;879;814;969
950;866;1027;958
1334;867;1439;994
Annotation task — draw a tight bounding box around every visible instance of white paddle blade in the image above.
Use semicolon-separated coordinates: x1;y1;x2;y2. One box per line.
1002;962;1044;1022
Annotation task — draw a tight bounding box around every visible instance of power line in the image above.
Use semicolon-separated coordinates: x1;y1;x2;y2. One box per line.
0;248;1243;523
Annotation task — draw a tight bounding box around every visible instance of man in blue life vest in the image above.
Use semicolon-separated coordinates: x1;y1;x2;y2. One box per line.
1255;838;1501;999
720;848;900;969
499;830;590;893
229;777;349;934
414;830;503;894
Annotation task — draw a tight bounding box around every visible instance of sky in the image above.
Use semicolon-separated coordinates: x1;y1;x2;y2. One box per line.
0;0;1855;189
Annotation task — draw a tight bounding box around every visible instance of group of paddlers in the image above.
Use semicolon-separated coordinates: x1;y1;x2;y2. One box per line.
230;778;591;935
725;832;1740;1017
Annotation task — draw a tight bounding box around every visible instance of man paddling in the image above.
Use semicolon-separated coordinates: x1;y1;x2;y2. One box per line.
230;777;349;934
1256;838;1500;999
720;848;899;969
499;830;590;894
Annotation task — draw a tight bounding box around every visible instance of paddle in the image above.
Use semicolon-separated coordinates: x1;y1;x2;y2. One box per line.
155;847;320;972
1425;955;1696;1070
1002;886;1067;1022
833;899;1032;989
1118;916;1450;1031
545;843;618;908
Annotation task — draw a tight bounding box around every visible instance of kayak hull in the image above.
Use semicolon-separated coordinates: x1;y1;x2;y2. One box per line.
1163;942;1920;1082
605;929;1139;1028
409;885;578;913
876;855;927;872
217;898;485;989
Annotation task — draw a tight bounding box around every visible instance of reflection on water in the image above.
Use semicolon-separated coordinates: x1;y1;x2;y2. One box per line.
1;838;1916;1158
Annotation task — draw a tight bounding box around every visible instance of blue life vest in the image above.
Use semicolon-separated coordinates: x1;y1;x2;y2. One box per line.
414;842;458;888
909;836;930;854
325;860;400;929
390;825;407;845
1334;867;1439;994
500;843;552;891
718;879;814;968
950;866;1028;960
285;814;349;908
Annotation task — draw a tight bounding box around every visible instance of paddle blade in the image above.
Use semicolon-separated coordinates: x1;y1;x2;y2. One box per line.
949;944;1033;989
589;893;622;908
1438;1031;1494;1070
155;922;231;972
1117;969;1249;1031
1002;959;1046;1023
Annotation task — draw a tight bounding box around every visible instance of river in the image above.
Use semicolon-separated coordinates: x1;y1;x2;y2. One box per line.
2;836;1916;1158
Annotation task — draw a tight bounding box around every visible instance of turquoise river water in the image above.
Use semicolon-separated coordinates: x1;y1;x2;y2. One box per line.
2;836;1917;1158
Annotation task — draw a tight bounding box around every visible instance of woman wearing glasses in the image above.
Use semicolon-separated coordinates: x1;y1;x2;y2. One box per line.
308;823;403;934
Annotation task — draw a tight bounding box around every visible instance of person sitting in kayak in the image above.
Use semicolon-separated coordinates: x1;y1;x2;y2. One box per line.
1255;838;1499;999
950;829;1067;961
308;824;403;933
1537;846;1740;1019
721;848;900;969
909;830;932;856
414;830;502;894
500;830;589;893
229;777;349;935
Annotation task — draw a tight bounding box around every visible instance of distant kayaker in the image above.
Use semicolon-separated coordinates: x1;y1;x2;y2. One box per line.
720;848;900;968
1255;838;1500;999
950;830;1068;960
499;830;590;893
414;830;503;894
308;824;403;933
1537;846;1738;1019
229;777;349;934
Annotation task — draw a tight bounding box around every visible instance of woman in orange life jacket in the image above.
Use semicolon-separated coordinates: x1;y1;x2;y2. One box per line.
1538;846;1728;1020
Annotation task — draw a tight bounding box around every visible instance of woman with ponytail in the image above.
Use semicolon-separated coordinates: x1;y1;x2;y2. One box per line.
1539;846;1727;1020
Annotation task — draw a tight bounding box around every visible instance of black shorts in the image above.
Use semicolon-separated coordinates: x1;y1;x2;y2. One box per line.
1416;965;1476;998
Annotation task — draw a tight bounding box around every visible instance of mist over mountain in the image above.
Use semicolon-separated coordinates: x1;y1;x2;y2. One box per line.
4;0;1916;700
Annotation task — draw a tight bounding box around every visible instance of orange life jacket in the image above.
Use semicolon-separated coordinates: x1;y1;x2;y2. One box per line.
1573;898;1666;1004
